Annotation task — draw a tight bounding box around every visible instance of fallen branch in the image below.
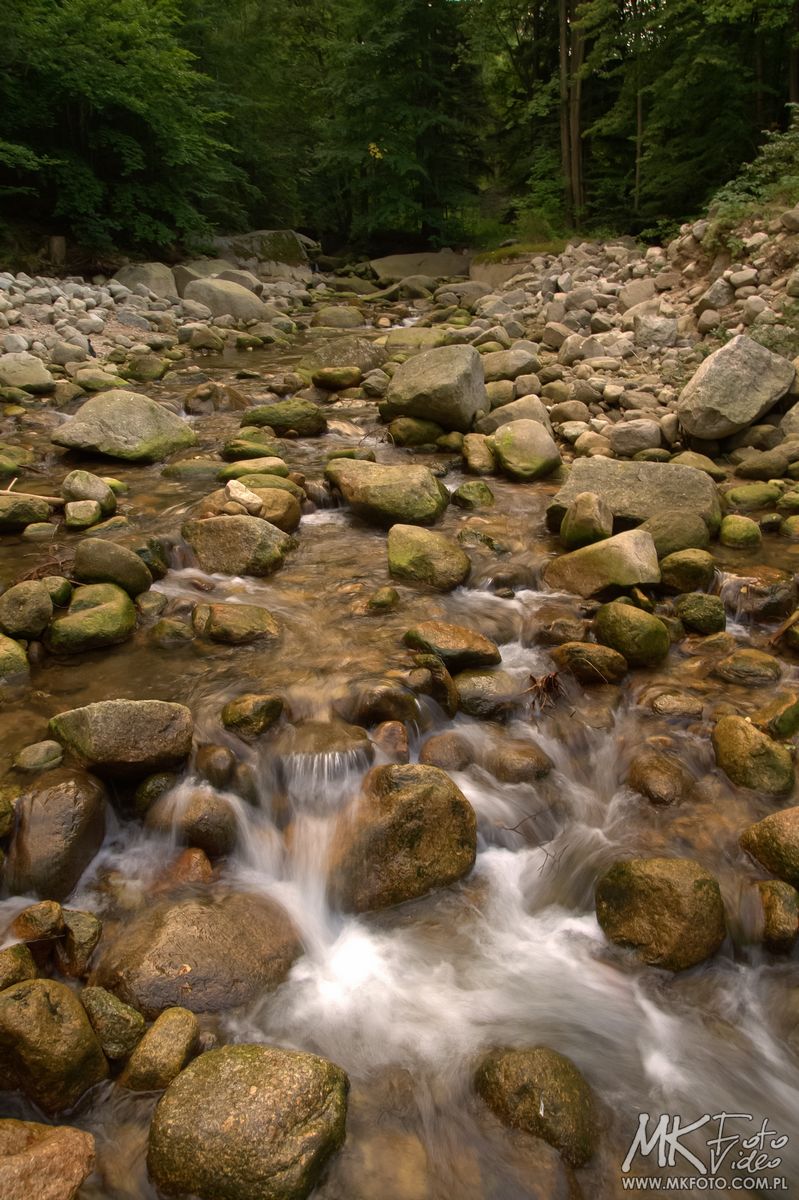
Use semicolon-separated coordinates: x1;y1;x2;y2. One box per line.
1;478;64;506
769;609;799;646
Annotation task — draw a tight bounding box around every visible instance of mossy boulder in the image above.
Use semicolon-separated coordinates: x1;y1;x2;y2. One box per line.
221;693;283;740
245;399;326;436
0;495;51;531
147;1044;348;1200
325;459;448;527
388;417;444;446
387;525;470;591
52;390;196;462
73;538;153;597
725;482;782;512
0;581;52;639
544;530;660;598
327;763;477;912
550;641;627;684
45;583;136;654
119;1006;198;1091
451;480;494;510
593;602;670;667
659;549;716;592
639;509;711;558
402;621;500;670
182;515;291;576
711;715;795;794
474;1046;597;1166
720;514;762;547
487;419;562;480
674;592;725;634
80;986;145;1060
740;807;799;887
0;634;29;684
595;856;726;970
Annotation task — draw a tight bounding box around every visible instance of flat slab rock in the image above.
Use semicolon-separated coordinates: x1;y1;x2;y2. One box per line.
49;699;193;775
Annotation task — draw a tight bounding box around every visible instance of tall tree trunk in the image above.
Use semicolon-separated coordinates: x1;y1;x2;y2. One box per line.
569;3;585;225
791;2;799;104
559;0;574;224
634;88;643;215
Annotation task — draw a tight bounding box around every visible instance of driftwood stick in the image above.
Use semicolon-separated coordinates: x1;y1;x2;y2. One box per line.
1;480;64;507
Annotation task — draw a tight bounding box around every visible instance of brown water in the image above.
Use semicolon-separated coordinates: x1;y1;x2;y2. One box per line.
1;330;798;1199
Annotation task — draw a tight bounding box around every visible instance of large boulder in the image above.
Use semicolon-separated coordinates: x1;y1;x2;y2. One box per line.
45;583;136;654
546;458;721;534
246;398;326;436
402;621;501;669
487;419;561;480
370;248;472;282
711;715;795;795
677;334;795;439
92;892;300;1017
113;262;178;300
147;1044;348;1200
214;228;310;265
5;768;106;900
740;808;799;887
544;529;660;598
52;390;197;462
182;515;291;575
0;1120;95;1200
325;459;448;526
49;699;193;775
0;352;54;394
474;1046;597;1166
387;525;470;590
183;278;269;321
327;763;477;912
381;345;486;432
595;857;726;970
0;979;108;1113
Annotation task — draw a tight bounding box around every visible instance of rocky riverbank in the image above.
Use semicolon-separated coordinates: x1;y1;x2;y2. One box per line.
0;208;799;1198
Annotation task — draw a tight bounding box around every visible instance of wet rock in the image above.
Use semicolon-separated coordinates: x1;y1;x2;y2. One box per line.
757;880;799;953
192;601;280;645
81;985;145;1060
0;979;108;1113
483;738;553;783
387;416;445;447
65;499;102;530
752;692;799;739
219;457;289;482
182;514;291;576
639;510;711;559
559;491;612;550
388;525;470;591
11;899;64;942
550;641;627;684
52;390;196;462
61;469;117;516
720;514;761;547
454;668;523;719
92;892;300;1017
659;549;716;593
740;808;799;887
0;945;37;991
325;459;448;527
627;749;694;806
381;344;486;432
147;1044;348;1200
487;419;562;481
0;579;52;639
651;691;704;718
45;583;136;653
475;1046;597;1167
712;648;781;686
118;1006;198;1091
451;480;495;510
462;432;496;474
334;679;420;727
221;692;283;741
593;602;670;667
13;739;63;772
328;763;477;912
677;335;795;439
371;720;410;763
674;593;726;634
0;635;28;684
50;699;194;776
312;365;362;390
195;744;235;789
272;720;374;777
418;731;474;771
146;788;238;858
246;398;326;436
544;529;660;599
0;1119;95;1200
547;458;721;534
403;621;501;670
595;856;726;970
5;768;106;901
73;538;153;597
711;715;794;794
0;495;51;532
54;909;103;978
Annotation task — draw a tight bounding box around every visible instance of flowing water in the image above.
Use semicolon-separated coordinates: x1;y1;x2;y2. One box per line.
1;330;799;1198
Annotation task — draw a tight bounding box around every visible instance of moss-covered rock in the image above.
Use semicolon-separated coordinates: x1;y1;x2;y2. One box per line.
712;715;794;794
740;807;799;887
0;581;52;639
674;593;726;634
387;525;470;590
325;459;448;527
0;634;29;684
451;480;495;510
222;693;283;740
593;602;670;667
757;880;799;952
487;419;562;480
81;986;145;1060
45;583;136;654
402;621;500;670
639;509;711;558
659;548;716;592
245;399;326;436
720;514;762;547
725;482;782;512
550;641;627;684
712;648;781;686
119;1007;198;1091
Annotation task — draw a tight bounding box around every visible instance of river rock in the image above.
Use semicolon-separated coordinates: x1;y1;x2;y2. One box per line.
118;1006;198;1091
45;583;136;653
92;892;300;1017
639;510;711;558
627;749;694;806
387;525;470;590
711;715;795;794
328;763;477;912
52;390;197;462
712;648;781;686
595;856;726;970
544;529;660;598
0;580;52;638
757;880;799;952
419;731;474;771
550;641;627;684
593;602;670;667
474;1046;597;1166
559;491;613;550
146;788;238;857
183;277;269;321
221;693;283;740
5;768;106;900
0;1120;95;1200
247;398;326;437
0;494;51;532
114;261;178;299
0;979;108;1113
147;1044;348;1200
50;699;194;775
80;986;145;1060
0;634;28;684
325;459;448;526
0;945;36;992
381;344;486;432
674;593;726;634
0;352;54;394
182;515;291;575
56;910;103;979
61;469;117;516
487;419;561;480
454;668;523;718
73;538;153;597
546;458;721;533
660;549;716;592
483;738;553;782
677;335;795;439
741;808;799;887
475;394;551;436
192;602;280;645
402;621;501;669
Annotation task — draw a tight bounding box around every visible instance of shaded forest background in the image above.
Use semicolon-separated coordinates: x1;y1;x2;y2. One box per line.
1;0;798;259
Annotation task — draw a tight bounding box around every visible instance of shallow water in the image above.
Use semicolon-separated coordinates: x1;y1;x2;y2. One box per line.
1;330;798;1198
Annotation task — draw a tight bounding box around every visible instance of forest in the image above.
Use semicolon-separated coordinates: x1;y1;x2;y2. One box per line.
1;0;798;257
